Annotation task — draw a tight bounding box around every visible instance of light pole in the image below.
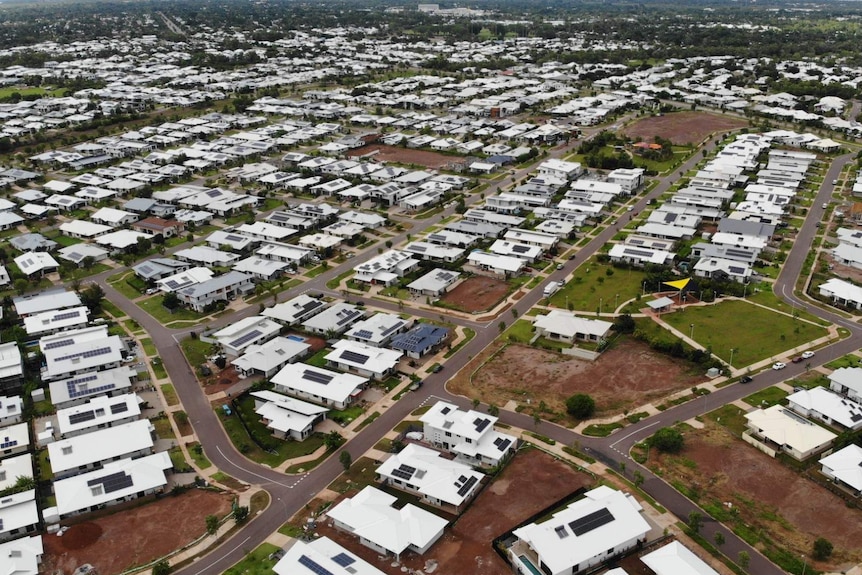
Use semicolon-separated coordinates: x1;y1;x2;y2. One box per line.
689;323;695;340
801;555;807;575
642;281;646;296
615;293;619;311
599;297;603;315
730;347;737;369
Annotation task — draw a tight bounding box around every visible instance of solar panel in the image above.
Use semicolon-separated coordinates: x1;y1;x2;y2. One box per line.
56;347;113;362
0;438;17;450
474;418;491;432
391;468;413;481
340;350;369;365
496;438;512;451
52;311;81;321
88;471;134;494
44;338;74;350
457;475;478;497
229;329;263;349
224;234;245;242
336;310;361;326
110;402;129;415
352;329;373;340
299;554;335;575
331;553;355;567
303;370;334;385
511;244;530;253
380;322;404;337
441;407;451;415
568;508;615;536
69;411;96;425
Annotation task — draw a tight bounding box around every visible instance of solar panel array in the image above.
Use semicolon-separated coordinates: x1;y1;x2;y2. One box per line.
52;311;81;322
110;402;129;415
298;554;335;575
511;244;530;254
229;329;263;349
56;347;113;363
494;437;512;452
379;322;404;338
303;370;334;385
456;475;478;497
391;463;416;481
331;553;355;567
352;329;373;340
69;411;97;425
67;378;116;399
336;309;361;326
568;508;614;536
88;471;134;494
0;437;17;450
340;350;369;365
44;338;74;350
473;418;491;433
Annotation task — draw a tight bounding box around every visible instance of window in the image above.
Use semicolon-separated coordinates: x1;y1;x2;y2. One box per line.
465;438;472;444
444;431;451;437
90;485;103;496
0;470;5;481
62;446;73;455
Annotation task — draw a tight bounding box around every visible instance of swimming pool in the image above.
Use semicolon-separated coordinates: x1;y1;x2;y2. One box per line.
286;335;306;342
518;555;543;575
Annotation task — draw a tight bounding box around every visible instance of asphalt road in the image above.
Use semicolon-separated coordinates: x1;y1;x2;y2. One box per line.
88;135;855;575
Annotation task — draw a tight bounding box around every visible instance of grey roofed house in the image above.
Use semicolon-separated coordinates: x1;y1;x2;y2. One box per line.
390;324;449;358
122;197;157;213
13;288;81;317
9;233;57;252
132;258;189;281
57;243;109;265
716;218;776;239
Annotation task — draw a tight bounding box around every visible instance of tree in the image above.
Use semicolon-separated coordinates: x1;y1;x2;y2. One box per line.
81;255;95;270
162;291;180;312
651;427;684;453
214;356;227;369
339;450;352;471
813;537;834;561
80;283;105;314
234;505;249;524
13;278;27;296
498;321;506;333
565;394;596;419
687;510;702;533
533;413;541;429
714;532;725;547
472;398;480;409
633;470;644;488
487;404;499;416
737;551;750;570
152;560;171;575
205;514;219;535
324;431;343;450
612;313;636;333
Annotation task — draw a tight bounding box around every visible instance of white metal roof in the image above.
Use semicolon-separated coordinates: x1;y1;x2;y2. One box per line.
376;444;483;507
48;419;154;475
272;363;367;406
641;541;720;575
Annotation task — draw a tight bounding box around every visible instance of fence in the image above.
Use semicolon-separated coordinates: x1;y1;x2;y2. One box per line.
741;431;777;458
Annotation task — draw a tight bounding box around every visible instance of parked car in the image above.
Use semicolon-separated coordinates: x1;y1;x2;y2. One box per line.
556;263;564;270
740;376;753;384
801;351;815;359
145;288;159;295
772;362;787;370
431;364;443;373
792;356;804;363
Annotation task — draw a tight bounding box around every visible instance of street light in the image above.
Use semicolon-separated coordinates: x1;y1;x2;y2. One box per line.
801;555;807;575
599;297;603;315
642;281;647;296
615;293;619;311
689;323;695;340
730;347;737;368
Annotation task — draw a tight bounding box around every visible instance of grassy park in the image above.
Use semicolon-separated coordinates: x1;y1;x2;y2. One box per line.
549;257;647;313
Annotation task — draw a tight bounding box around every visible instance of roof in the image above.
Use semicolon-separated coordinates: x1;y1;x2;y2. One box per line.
252;390;327;435
23;305;89;336
326;340;403;374
641;541;720;575
787;387;862;429
274;536;386;575
271;363;367;406
0;489;38;538
174;245;240;265
59;219;113;237
326;486;447;556
262;294;327;325
212;315;282;354
302;302;364;333
56;392;141;436
9;233;57;253
53;452;171;516
407;268;461;293
14;251;59;274
232;336;311;374
390;324;449;354
466;251;525;273
377;444;484;507
43;334;124;380
48;365;136;406
534;310;613;339
48;419;154;475
820;444;862;492
820;279;862;306
0;535;43;575
57;243;109;264
179;271;251;298
513;486;650;575
345;313;407;345
156;266;214;292
745;405;836;454
0;453;33;491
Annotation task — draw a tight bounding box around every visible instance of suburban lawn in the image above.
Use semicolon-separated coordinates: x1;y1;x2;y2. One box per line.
160;384;179;406
107;271;143;300
662;300;828;367
138;296;207;324
548;257;647;313
223;543;280;575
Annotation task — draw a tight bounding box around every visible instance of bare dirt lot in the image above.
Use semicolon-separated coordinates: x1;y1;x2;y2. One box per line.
311;448;593;575
347;144;457;169
43;489;234;575
623;112;748;145
450;339;706;419
440;276;510;313
656;423;862;571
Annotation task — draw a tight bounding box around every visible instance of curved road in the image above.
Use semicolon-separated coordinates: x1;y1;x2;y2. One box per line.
91;142;856;575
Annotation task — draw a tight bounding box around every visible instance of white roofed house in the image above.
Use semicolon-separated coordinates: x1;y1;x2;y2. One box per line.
408;268;461;297
538;158;583;180
0;210;23;231
534;311;613;345
607;167;645;193
273;536;386;575
251;390;328;441
0;535;43;575
820;444;862;494
232;336;311;378
262;294;328;326
608;244;674;267
0;453;32;493
47;419;154;480
354;250;420;286
509;485;650;575
0;422;28;459
255;241;315;266
156;267;215;293
0;343;23;395
693;257;752;283
91;207;138;227
466;251;526;277
326;485;447;559
302;302;365;336
403;241;465;263
829;367;862;403
59;220;112;240
23;306;89;338
345;313;411;347
177;271;254;312
211;316;282;357
57;243;109;268
0;490;38;542
787;387;862;431
48;366;136;410
271;363;367;410
41;327;124;382
325;340;402;381
376;443;484;513
420;400;517;468
819;278;862;311
56;393;141;438
744;405;836;461
14;252;59;278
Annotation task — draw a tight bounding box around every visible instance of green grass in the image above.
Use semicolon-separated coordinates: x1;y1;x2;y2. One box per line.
549;257;647;313
223;543;280;575
59;263;111;282
662;300;829;368
161;383;179;406
151;358;168;380
305;347;330;368
100;300;125;319
326;269;354;290
180;338;216;370
51;233;84;247
187;442;212;470
305;264;330;278
138;296;207;324
169;446;193;472
503;319;535;343
444;327;475;358
327;456;378;493
747;289;831;326
139;337;157;357
582;422;624;437
825;353;862;370
330;405;365;425
0;86;63;99
37;449;53;480
705;404;748;436
108;272;144;300
743;386;789;408
153;417;176;439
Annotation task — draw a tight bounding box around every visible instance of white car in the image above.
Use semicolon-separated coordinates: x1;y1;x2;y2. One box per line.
772;362;787;370
801;351;815;359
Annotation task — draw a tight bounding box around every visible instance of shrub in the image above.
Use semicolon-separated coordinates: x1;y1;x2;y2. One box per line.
650;427;684;453
565;394;596;419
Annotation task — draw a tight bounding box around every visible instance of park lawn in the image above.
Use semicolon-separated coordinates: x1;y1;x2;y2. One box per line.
746;288;831;326
223;543;280;575
549;257;647;313
138;296;207;324
160;383;179;406
662;300;828;368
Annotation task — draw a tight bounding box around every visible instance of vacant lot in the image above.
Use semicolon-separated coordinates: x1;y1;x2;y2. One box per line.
549;258;647;313
450;339;706;418
42;489;233;575
314;448;592;575
656;422;862;572
623;112;747;145
347;144;456;169
440;275;510;313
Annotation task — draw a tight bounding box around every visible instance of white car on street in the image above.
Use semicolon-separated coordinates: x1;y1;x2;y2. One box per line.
772;362;787;370
801;351;815;359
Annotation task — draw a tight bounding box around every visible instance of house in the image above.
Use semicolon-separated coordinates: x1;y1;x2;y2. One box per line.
23;306;89;337
177;271;254;312
345;313;410;347
47;419;154;479
53;452;172;518
211;315;282;356
325;340;403;380
0;535;43;575
156;267;215;293
40;327;124;382
537;159;582;180
256;242;315;265
57;244;109;267
262;294;327;326
693;257;752;283
533;311;613;344
132;217;185;239
608;244;674;267
390;324;450;359
489;242;542;263
273;536;386;575
55;393;141;438
607;168;645;193
14;252;59;277
91;207;138;227
302;302;365;336
829;367;862;402
420;400;517;468
820;444;862;494
786;387;862;431
820;278;862;310
48;366;136;410
0;422;28;459
327;485;447;559
0;490;38;542
0;343;22;396
510;486;650;575
271;363;367;409
0;453;32;491
466;251;525;277
132;258;189;282
174;245;240;267
9;233;57;253
59;220;113;240
407;269;461;297
354;250;420;286
744;405;836;461
95;230;150;252
232;336;311;378
251;390;328;441
641;541;721;575
14;289;81;319
376;443;483;512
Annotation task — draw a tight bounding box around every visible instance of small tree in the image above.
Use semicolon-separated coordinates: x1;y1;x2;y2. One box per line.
651;427;684;453
714;532;725;547
152;560;171;575
175;411;189;426
234;505;249;524
813;537;834;561
324;431;343;450
487;404;500;416
565;394;596;419
339;450;352;471
13;278;28;296
205;514;219;535
687;510;702;534
472;398;480;409
737;551;750;571
633;470;644;488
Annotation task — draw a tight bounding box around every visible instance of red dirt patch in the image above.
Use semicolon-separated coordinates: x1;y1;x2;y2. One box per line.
312;448;592;575
440;276;510;313
42;489;233;575
623;112;747;145
451;339;706;418
657;425;862;570
347;144;459;170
